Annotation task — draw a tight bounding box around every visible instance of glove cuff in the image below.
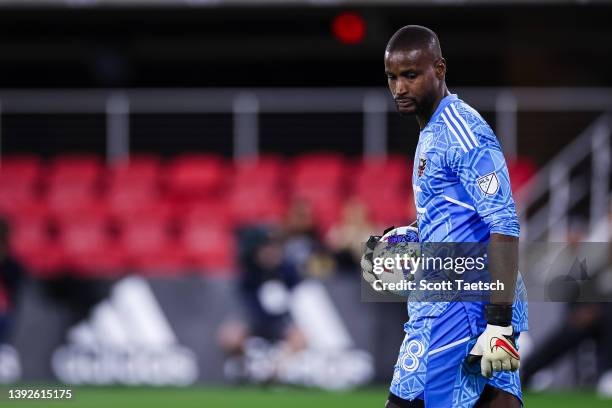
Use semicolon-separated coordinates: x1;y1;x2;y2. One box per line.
485;304;513;327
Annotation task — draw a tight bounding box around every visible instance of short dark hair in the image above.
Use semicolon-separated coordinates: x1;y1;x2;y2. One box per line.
386;25;443;61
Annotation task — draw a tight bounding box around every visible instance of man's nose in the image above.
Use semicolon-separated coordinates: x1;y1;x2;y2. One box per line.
394;78;409;97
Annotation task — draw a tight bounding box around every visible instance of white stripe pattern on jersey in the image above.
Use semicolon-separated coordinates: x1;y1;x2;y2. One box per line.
450;104;479;147
442;104;481;153
443;195;476;211
441;110;469;153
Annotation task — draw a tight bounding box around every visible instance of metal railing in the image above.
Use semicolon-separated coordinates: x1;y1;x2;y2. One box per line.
516;114;611;241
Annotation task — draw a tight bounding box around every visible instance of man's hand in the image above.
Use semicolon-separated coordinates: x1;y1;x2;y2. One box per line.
467;324;520;378
467;304;519;378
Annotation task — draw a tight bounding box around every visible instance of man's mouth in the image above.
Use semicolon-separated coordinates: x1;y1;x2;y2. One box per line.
395;98;416;109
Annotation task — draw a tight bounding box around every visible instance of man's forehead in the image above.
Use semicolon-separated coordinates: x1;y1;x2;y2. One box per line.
385;48;428;69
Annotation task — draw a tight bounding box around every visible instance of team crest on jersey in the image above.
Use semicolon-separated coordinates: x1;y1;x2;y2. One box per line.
418;157;427;178
477;172;500;195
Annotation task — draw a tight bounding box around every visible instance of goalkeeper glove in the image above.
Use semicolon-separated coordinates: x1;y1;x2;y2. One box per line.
467;304;520;378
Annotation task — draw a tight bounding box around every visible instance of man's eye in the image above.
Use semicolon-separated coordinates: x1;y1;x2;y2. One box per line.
405;73;417;79
386;75;395;80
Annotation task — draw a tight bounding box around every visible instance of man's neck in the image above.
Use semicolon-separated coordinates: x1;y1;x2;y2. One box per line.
416;86;450;130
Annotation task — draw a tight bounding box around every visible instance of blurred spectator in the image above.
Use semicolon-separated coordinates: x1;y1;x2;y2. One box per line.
217;225;307;382
326;198;374;273
218;225;304;351
0;218;27;343
282;199;334;279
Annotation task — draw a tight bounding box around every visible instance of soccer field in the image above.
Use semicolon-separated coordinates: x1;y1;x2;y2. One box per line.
1;386;610;408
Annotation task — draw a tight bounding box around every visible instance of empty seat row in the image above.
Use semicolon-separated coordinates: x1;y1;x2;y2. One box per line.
0;153;535;278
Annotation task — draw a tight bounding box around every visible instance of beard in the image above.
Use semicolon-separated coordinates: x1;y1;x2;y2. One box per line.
395;101;419;117
396;92;438;119
395;98;419;116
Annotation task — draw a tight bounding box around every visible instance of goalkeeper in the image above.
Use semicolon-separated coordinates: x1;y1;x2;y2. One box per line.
371;25;528;408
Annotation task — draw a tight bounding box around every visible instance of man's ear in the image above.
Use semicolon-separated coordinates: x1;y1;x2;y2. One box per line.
435;58;446;79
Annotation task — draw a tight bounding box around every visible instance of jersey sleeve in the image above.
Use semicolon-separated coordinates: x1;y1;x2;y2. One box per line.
444;124;520;238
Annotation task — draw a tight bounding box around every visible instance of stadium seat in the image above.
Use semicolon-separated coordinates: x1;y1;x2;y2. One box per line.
119;216;186;274
291;153;347;193
46;183;105;219
180;221;235;274
10;215;50;258
228;186;286;226
181;201;232;227
9;214;63;278
0;155;41;184
108;155;161;187
164;154;228;199
106;182;160;220
0;156;42;217
48;155;102;186
0;180;39;218
352;155;411;195
44;155;104;218
357;186;415;227
57;216;124;277
233;155;285;191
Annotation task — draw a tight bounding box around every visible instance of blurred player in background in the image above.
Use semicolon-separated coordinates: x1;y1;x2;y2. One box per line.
382;26;527;407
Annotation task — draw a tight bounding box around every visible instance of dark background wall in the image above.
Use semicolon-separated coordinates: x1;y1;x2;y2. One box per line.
0;4;609;164
0;4;610;88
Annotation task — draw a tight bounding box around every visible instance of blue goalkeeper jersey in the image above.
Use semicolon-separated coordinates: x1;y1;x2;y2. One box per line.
412;93;520;243
410;93;527;332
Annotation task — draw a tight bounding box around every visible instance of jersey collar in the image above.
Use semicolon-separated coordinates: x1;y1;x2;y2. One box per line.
424;93;458;130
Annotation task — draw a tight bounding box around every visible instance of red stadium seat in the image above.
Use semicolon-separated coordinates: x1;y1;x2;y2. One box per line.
106;182;159;219
120;216;186;274
46;183;104;219
58;216;124;277
357;186;415;227
164;154;228;199
48;155;102;185
0;155;41;184
109;155;160;187
10;215;50;258
353;155;411;195
233;155;285;190
9;215;63;277
292;153;347;193
106;157;163;219
0;156;42;217
228;186;286;226
180;221;235;273
0;180;39;218
182;201;232;227
44;155;104;218
120;218;170;254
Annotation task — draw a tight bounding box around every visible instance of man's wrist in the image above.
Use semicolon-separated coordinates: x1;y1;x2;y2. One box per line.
485;304;513;327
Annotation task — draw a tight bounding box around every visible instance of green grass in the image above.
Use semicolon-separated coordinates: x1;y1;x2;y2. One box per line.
0;386;609;407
